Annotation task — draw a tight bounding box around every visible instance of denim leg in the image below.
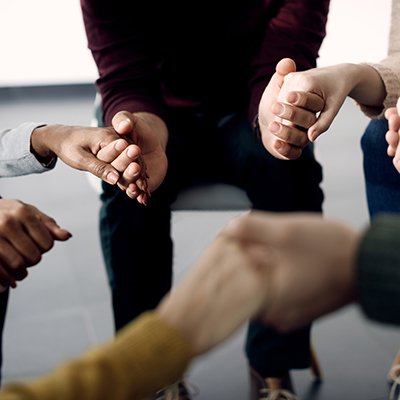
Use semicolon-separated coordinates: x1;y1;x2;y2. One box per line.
217;111;324;376
0;289;9;384
361;118;400;218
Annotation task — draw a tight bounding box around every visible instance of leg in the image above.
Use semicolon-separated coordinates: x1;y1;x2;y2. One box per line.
217;111;323;379
361;118;400;217
0;289;9;384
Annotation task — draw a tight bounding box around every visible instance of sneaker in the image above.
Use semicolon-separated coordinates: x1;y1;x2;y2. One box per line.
250;367;300;400
149;378;199;400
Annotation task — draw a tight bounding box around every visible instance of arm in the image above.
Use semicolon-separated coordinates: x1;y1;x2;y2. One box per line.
0;236;269;400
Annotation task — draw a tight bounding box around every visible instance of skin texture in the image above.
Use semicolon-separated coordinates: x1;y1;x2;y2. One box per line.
0;199;71;290
260;58;386;160
222;211;361;332
97;111;168;205
156;235;270;355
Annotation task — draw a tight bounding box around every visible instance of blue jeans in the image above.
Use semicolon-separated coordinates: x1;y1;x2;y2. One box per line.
361;118;400;217
100;108;324;376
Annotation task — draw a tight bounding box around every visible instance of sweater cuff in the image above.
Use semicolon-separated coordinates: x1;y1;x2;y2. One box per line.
357;214;400;325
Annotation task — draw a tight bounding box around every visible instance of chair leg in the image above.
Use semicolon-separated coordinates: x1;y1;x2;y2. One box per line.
309;341;323;380
388;348;400;381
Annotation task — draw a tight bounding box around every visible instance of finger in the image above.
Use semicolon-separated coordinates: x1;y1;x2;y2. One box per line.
40;219;72;242
271;102;318;129
125;183;140;199
0;260;17;289
272;138;303;160
117;162;141;190
111;145;141;172
269;121;310;148
275;58;297;77
307;99;343;141
286;91;324;113
386;130;400;157
388;113;400;133
385;107;398;120
112;111;135;135
0;239;26;272
96;139;128;163
393;134;400;173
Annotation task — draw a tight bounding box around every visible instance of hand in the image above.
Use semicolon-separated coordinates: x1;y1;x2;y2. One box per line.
103;111;168;205
222;211;361;332
0;199;71;290
385;98;400;173
31;125;130;186
156;235;269;355
265;61;387;160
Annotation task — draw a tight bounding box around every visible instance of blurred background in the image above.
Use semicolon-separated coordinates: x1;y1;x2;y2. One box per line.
0;1;399;400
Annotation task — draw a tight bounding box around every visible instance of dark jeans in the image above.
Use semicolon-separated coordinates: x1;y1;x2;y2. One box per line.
361;118;400;217
100;108;324;376
0;289;9;384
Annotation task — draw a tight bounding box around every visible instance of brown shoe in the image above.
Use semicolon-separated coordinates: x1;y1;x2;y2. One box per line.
147;379;199;400
249;367;300;400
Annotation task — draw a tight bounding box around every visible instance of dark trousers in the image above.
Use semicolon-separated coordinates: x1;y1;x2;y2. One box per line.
100;108;324;376
361;118;400;218
0;289;9;384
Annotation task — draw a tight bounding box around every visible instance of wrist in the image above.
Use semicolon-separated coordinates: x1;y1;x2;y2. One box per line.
30;125;57;166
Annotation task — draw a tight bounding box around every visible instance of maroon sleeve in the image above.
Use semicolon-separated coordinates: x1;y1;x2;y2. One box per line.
247;0;330;122
80;0;168;127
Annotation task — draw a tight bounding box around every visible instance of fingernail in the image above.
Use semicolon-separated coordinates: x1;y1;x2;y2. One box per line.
271;103;284;116
117;120;130;132
269;122;281;134
287;92;299;104
107;172;119;184
115;140;126;152
127;146;138;159
274;140;283;150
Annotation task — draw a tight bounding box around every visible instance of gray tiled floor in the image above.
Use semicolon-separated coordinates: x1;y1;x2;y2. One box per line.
0;85;399;399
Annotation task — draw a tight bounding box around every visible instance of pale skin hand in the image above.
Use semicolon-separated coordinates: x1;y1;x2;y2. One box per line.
0;199;71;291
385;97;400;173
31;124;132;186
222;211;362;332
156;235;270;356
266;59;386;160
97;111;168;204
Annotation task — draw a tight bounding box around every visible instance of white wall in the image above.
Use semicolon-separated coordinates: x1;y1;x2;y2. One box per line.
0;0;393;87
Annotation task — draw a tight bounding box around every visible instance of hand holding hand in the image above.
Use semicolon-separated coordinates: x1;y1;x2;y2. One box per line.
31;125;130;185
0;199;71;291
222;211;360;332
99;111;168;205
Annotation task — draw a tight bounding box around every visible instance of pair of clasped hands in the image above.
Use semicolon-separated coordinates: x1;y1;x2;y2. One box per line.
260;58;400;172
0;110;168;290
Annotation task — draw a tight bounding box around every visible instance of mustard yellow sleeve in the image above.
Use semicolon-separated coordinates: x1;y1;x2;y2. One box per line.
0;312;192;400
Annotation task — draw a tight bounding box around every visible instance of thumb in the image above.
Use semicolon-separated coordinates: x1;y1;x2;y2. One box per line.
112;111;135;136
38;212;72;241
273;58;297;88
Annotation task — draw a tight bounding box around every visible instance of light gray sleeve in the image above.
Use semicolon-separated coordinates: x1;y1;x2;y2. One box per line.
0;123;57;178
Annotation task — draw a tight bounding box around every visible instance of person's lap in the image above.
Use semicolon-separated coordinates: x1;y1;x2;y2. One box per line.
100;106;324;374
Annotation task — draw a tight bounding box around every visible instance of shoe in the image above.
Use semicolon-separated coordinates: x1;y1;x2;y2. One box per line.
249;367;300;400
147;378;199;400
389;364;400;400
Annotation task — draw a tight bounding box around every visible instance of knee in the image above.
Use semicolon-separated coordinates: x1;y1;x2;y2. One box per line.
361;118;389;156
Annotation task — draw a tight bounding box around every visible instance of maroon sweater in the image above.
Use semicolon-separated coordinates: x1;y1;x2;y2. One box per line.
81;0;330;127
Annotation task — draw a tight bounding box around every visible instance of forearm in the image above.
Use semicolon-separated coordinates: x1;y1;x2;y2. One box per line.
347;63;387;109
0;312;191;400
